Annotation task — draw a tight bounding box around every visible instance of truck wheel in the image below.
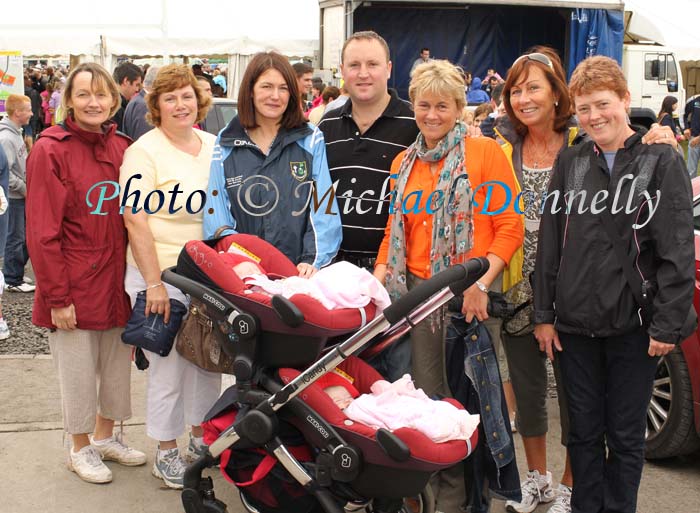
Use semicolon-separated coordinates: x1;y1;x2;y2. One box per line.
645;347;700;459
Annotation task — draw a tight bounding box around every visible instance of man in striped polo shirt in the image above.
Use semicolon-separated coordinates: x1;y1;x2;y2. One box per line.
318;31;419;269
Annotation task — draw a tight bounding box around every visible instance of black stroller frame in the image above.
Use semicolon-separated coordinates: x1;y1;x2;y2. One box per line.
162;257;489;513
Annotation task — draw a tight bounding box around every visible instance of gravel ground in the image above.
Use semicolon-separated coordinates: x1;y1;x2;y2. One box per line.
0;267;50;355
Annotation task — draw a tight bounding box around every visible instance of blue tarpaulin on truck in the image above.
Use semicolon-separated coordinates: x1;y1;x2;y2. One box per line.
568;8;624;77
353;4;565;100
352;3;623;101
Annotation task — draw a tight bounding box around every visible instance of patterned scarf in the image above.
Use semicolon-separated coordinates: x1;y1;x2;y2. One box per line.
385;121;474;302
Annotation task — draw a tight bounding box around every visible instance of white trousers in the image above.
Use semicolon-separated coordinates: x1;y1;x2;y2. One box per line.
125;265;221;442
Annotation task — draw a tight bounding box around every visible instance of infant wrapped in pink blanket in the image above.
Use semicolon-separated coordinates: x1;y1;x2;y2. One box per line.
221;244;391;312
342;374;480;443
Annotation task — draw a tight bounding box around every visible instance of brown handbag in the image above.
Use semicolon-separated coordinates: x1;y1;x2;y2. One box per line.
176;298;235;373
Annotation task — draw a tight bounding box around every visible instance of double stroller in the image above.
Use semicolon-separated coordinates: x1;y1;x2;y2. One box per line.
162;234;489;513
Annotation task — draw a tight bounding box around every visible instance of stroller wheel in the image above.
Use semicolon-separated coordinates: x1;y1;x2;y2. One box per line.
239;492;261;513
400;485;435;513
366;485;435;513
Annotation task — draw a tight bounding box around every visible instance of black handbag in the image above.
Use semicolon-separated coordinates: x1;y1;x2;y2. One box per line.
121;291;188;357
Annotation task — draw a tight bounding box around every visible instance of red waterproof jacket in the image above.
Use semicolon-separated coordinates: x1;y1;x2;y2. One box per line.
26;117;132;330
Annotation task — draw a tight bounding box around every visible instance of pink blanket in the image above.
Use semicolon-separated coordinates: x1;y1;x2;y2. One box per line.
246;261;391;312
343;375;480;443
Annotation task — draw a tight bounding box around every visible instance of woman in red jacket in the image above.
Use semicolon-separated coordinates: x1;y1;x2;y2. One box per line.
26;63;146;484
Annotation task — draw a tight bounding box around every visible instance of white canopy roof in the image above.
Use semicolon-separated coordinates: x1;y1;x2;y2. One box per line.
624;0;700;61
2;0;699;62
0;0;319;58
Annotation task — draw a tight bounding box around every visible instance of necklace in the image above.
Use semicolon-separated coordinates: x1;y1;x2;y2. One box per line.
524;135;561;169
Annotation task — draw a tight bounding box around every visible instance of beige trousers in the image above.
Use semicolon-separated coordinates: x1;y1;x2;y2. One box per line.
407;273;450;398
49;327;132;434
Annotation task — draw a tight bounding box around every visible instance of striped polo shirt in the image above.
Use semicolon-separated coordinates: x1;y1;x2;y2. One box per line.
318;90;418;257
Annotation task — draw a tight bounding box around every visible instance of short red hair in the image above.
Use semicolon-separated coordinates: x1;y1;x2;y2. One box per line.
569;56;628;102
4;94;31;116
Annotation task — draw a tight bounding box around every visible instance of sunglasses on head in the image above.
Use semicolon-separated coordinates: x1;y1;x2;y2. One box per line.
513;52;554;70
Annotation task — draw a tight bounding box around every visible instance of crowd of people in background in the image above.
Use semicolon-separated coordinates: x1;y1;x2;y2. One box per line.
0;31;695;513
17;58;229;138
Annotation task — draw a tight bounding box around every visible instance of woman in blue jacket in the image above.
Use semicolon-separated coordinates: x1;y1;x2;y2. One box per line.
204;52;341;277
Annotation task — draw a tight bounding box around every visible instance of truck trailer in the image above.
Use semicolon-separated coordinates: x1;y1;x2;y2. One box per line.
318;0;683;127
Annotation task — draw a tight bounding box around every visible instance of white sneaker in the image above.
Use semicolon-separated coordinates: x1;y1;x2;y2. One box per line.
6;282;35;293
185;433;208;463
68;445;112;484
505;470;555;513
23;276;34;285
152;447;186;489
547;484;572;513
91;434;147;466
0;319;9;340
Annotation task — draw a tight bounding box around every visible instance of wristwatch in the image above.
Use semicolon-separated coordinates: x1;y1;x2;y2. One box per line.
475;280;489;293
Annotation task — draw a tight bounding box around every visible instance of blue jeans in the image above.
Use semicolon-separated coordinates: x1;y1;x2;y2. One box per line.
3;198;29;286
0;209;8;260
687;142;700;177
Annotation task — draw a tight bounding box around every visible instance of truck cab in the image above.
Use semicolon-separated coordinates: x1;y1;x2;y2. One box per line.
624;44;685;128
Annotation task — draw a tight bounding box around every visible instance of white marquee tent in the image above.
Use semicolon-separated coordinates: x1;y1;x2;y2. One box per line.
625;0;700;62
4;0;700;60
3;0;700;95
0;0;320;98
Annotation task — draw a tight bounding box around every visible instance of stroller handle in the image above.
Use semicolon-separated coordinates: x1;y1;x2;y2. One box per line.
383;257;489;324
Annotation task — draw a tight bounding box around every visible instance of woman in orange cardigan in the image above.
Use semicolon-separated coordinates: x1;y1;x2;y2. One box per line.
375;59;522;395
373;59;522;513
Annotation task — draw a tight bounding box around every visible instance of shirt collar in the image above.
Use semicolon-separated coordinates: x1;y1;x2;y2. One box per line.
340;88;407;120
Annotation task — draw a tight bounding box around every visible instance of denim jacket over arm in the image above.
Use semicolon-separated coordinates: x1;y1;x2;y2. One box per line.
445;313;521;506
450;314;514;465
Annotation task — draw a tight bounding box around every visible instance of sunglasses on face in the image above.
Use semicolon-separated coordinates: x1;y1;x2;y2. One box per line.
512;52;554;70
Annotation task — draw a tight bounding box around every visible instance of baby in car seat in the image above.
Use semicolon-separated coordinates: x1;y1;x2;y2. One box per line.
316;368;360;410
219;242;392;312
315;368;480;444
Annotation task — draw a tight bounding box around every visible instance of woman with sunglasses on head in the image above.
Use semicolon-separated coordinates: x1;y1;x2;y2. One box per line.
496;47;677;513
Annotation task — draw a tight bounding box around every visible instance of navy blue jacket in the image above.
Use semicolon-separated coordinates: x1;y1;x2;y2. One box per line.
691;97;700;137
204;117;341;268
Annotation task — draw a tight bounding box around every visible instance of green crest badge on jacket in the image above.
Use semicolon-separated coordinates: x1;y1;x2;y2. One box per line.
290;161;308;182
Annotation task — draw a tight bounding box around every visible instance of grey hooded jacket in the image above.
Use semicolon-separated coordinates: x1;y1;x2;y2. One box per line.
0;118;28;198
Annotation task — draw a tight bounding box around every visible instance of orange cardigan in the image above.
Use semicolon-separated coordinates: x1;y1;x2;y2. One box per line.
376;136;523;279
